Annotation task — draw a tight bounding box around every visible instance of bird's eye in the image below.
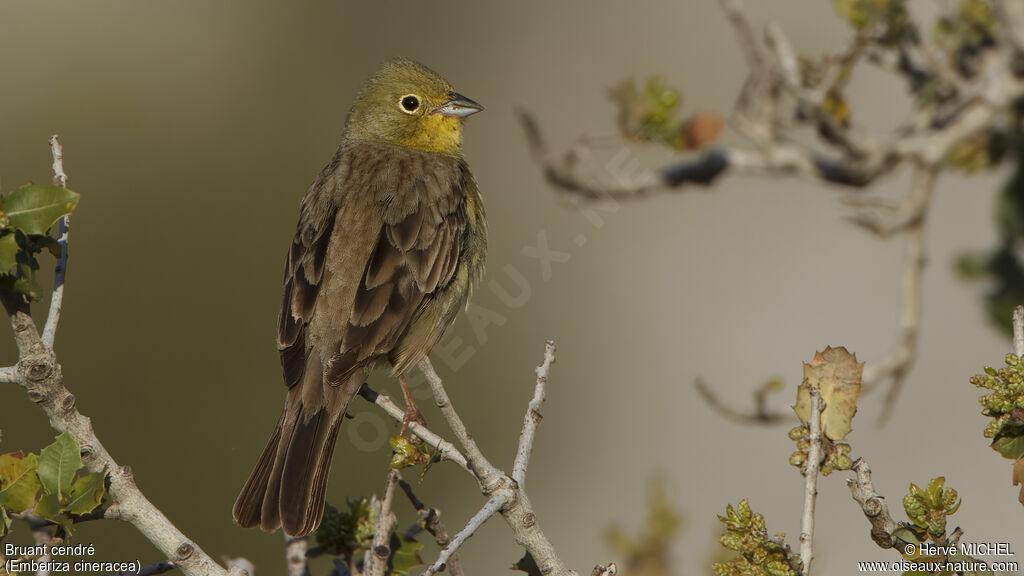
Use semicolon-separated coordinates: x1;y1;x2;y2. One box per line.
400;95;420;113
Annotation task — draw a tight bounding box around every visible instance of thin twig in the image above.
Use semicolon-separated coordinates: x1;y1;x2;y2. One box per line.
0;365;18;383
845;458;898;549
513;340;556;488
865;166;936;423
365;469;400;576
284;535;308;576
422;495;505;576
398;478;463;576
799;387;824;574
694;377;788;425
42;135;69;349
1013;305;1024;357
357;384;470;473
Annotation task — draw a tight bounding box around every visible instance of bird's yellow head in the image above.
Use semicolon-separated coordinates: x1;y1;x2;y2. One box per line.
345;58;483;156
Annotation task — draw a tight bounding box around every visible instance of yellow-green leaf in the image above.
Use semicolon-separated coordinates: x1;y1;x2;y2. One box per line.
793;346;864;441
65;471;105;515
2;184;78;236
33;492;72;534
0;451;41;513
37;432;82;497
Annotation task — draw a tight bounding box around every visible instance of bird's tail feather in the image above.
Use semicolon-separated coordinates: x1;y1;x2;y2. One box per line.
232;395;347;537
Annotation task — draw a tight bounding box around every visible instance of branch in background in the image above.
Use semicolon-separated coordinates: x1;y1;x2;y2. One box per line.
845;458;898;549
694;377;789;425
799;387;823;574
3;138;248;576
862;166;935;424
364;470;400;576
521;0;1024;425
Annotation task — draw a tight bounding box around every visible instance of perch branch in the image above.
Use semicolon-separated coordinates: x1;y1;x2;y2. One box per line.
365;469;400;576
42;135;69;349
846;458;898;549
422;495;505;576
799;387;824;574
3;140;247;576
357;383;470;472
513;340;556;488
0;365;18;383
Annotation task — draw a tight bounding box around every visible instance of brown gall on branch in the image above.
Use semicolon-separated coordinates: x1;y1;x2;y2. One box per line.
1;139;250;576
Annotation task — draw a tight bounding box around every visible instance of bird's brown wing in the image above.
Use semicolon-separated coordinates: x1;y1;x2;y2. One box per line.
324;159;466;385
277;157;340;390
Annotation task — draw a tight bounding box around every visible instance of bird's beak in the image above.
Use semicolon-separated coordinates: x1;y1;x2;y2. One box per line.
437;92;484;117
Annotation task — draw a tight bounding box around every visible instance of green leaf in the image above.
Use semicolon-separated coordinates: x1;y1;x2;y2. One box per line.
388;533;423;575
0;505;11;537
0;233;17;275
65;471;105;515
2;184;78;236
33;492;72;534
992;434;1024;459
37;432;82;497
0;451;41;513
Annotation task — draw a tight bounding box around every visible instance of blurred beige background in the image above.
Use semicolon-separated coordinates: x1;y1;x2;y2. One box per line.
1;1;1021;574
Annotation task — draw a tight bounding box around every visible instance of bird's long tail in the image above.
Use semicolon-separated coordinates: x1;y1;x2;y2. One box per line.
232;389;349;537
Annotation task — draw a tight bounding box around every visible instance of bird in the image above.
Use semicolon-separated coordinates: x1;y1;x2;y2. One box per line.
232;58;486;538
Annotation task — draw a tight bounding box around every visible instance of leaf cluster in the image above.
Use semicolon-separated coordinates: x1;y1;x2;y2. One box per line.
310;498;423;576
0;431;106;538
900;477;960;542
969;353;1024;459
712;500;800;576
0;184;78;302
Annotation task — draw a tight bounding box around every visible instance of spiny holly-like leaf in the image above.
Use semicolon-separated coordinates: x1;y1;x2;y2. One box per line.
512;552;543;576
0;451;41;513
33;492;72;534
37;432;82;497
2;184;78;236
793;347;863;441
387;532;423;575
65;471;106;515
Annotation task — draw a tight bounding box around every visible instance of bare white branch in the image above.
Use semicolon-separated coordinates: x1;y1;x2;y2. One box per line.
357;384;470;473
846;458;898;549
513;340;556;488
422;494;506;576
284;535;307;576
365;470;400;576
0;365;17;383
42;135;70;349
799;387;824;574
1013;305;1024;357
